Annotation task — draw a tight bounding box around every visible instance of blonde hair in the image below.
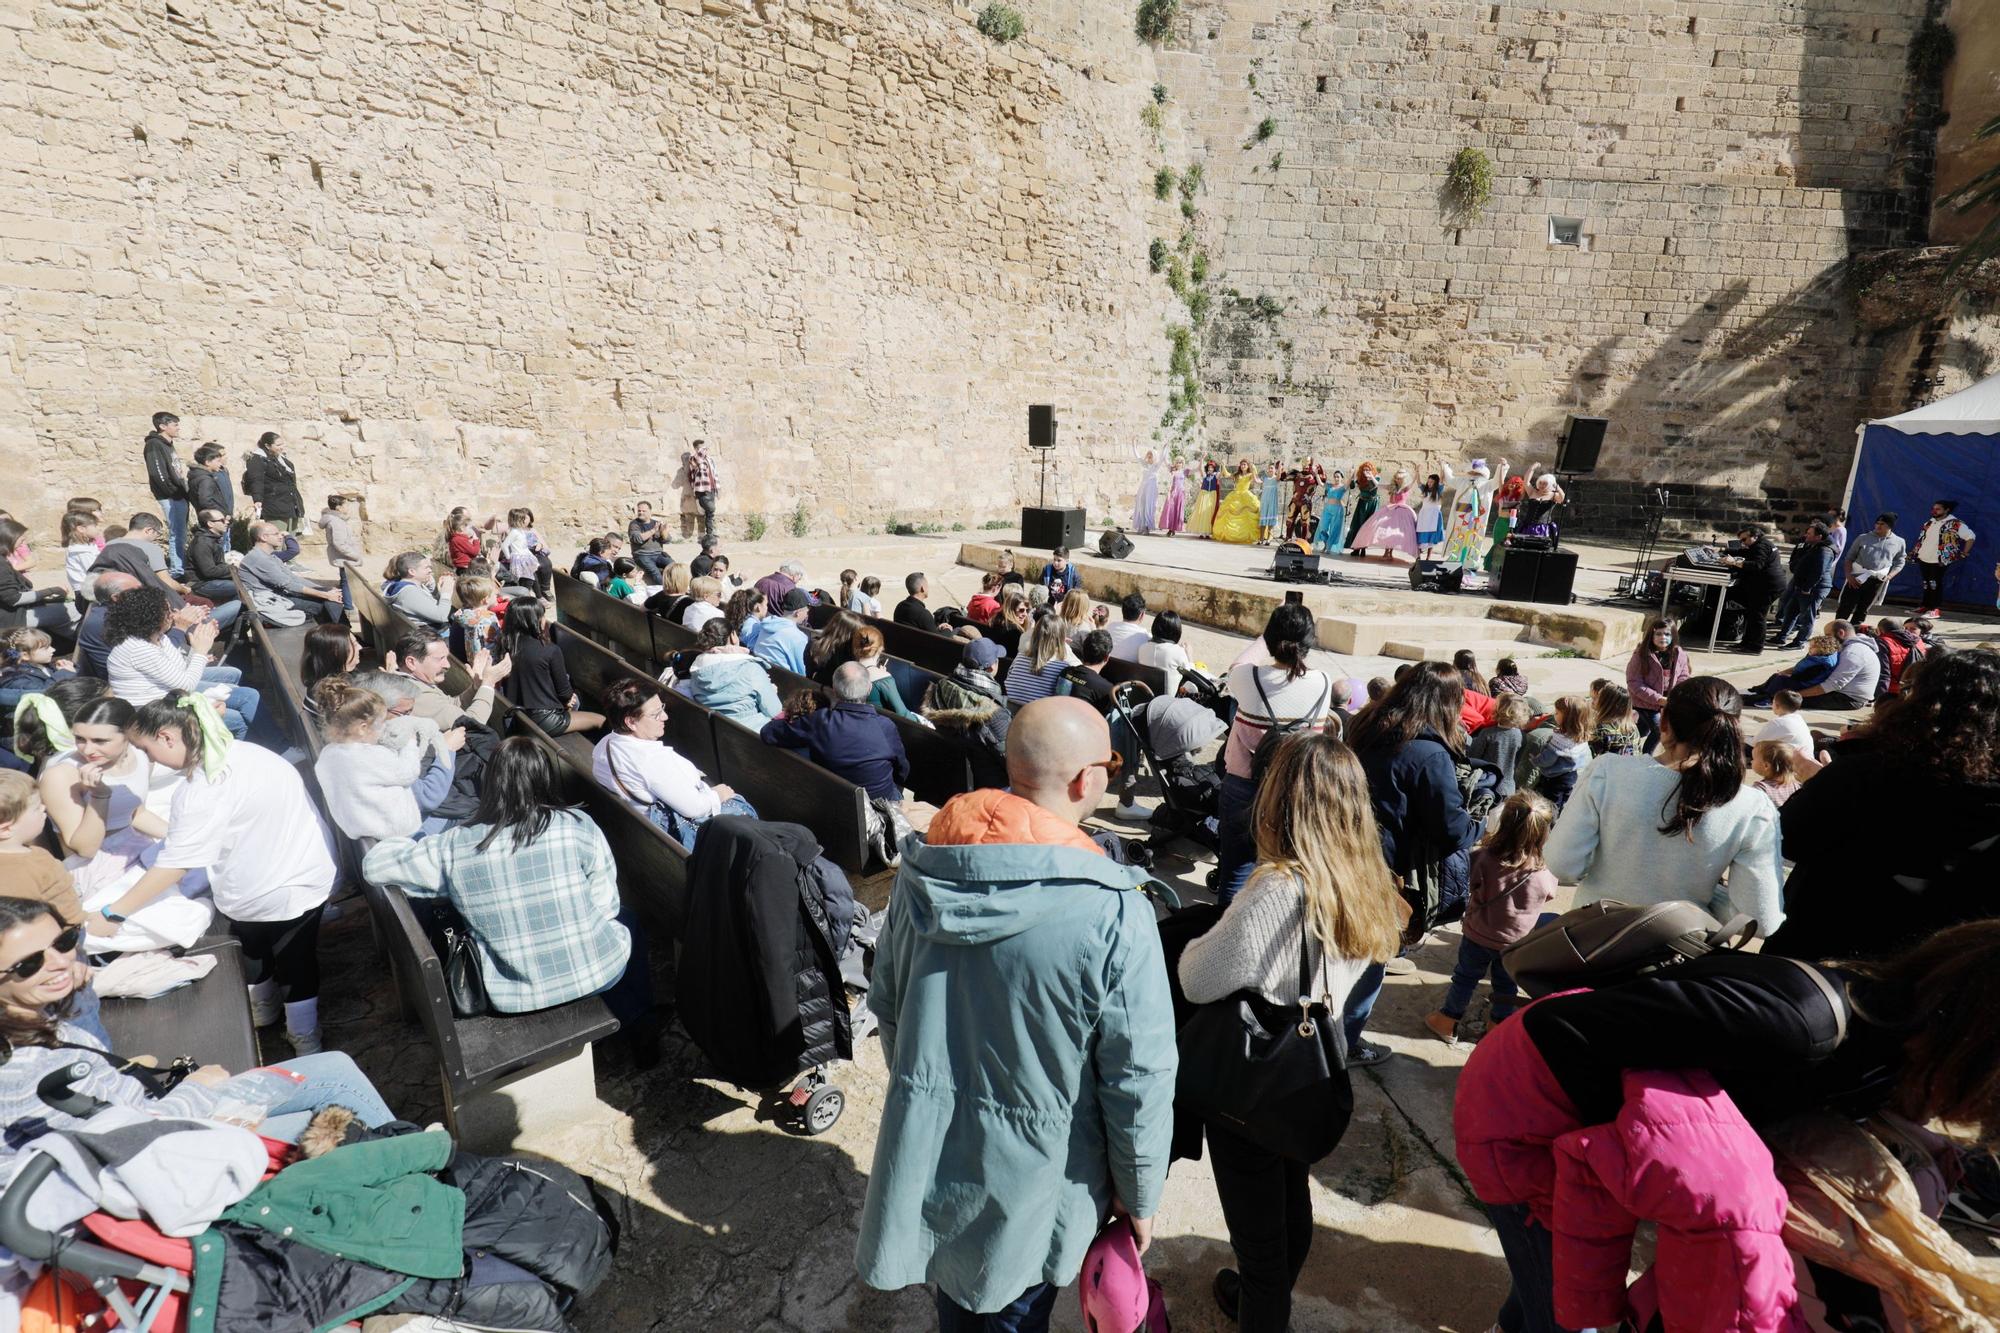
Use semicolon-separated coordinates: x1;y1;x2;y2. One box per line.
1592;681;1633;728
0;770;36;825
1493;695;1533;730
2;627;52;661
662;563;691;597
1753;740;1800;784
1480;790;1555;869
689;576;722;605
1248;733;1403;965
1806;633;1836;656
1551;695;1592;742
1025;615;1072;673
455;574;498;611
999;586;1030;625
1058;589;1091;625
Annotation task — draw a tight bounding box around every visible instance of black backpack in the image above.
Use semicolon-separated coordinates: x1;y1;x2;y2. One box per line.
1249;669;1330;786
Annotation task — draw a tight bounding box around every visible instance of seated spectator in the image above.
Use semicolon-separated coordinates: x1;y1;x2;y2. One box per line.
1058;589;1100;644
627;502;670;584
105;587;261;740
2;517;83;638
497;599;604;737
1751;689;1812;756
1742;633;1839;705
1105;592;1149;661
450;573;503;661
498;507;553;598
0;773;84;922
593;678;755;849
681;575;725;632
761;662;910;801
36;693;179;896
1005;614;1076;707
1366;676;1391;704
851;625;915;719
1544;676;1782;932
645;562;694;621
805;609;864;686
687;539;722;581
1751;739;1801;808
1468;694;1532;799
755;559;807;609
570;537;614;587
606;557;643;602
680;620;783;728
995;547;1025;586
1137;611;1194;700
964;572;1004;625
1058;630;1143;819
1796;620;1881;710
381;550;453;628
1040;545;1083;599
299;622;362;703
72;572;141;679
115;696;341;1050
60;508;103;601
311;677;460;841
1588;681;1639;756
88;512;187;608
0;628;75;697
1487;656;1529;699
921;638;1012;789
239;521;344;625
13;678;114;769
183;508;243;629
363;737;658;1063
1524;695;1592;809
894;573;941;633
392;627;510;730
750;589;813;676
1452;649;1484;699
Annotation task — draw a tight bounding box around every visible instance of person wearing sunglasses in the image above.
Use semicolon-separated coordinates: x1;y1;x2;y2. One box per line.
856;697;1176;1330
0;896;397;1181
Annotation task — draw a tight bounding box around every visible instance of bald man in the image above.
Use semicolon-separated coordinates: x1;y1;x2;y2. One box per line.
856;697;1176;1328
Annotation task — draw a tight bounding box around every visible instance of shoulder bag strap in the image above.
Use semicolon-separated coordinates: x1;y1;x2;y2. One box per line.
1780;957;1849;1045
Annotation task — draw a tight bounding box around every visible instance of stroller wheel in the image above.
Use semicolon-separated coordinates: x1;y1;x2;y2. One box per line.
803;1085;845;1135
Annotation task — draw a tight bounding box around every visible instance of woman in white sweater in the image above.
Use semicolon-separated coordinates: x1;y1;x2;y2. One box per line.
1543;675;1784;934
309;677;461;841
103;585;261;739
1178;732;1405;1331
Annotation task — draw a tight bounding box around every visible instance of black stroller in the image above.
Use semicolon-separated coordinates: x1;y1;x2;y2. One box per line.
1111;681;1227;853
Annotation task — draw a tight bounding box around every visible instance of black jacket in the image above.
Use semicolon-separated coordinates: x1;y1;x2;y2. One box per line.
500;636;573;711
142;431;184;501
242;449;304;521
893;595;939;633
187;465;233;519
187;529;234;584
1736;538;1786;595
678;816;856;1087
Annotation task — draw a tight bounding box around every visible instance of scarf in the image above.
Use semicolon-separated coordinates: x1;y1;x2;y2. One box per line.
176;693;234;780
13;693;70;754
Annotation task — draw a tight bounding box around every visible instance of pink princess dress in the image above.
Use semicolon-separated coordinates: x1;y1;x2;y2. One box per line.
1350;484;1421;560
1157;465;1188;533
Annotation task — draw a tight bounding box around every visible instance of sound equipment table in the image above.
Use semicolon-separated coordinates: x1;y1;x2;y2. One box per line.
1661;564;1735;650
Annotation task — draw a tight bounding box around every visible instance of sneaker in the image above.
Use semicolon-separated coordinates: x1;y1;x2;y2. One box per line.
1115;800;1151;822
1212;1268;1242;1323
1348;1038;1392;1067
250;993;282;1028
287;1027;324;1056
1422;1011;1460;1043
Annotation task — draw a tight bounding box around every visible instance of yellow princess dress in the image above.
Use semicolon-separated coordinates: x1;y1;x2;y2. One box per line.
1212;471;1261;545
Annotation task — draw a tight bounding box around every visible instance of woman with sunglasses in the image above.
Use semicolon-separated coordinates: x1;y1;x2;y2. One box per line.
0;896;396;1178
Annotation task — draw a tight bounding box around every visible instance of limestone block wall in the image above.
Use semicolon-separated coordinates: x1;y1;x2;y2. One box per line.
0;0;1179;547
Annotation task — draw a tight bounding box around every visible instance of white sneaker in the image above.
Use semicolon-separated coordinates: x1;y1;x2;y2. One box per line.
250;993;282;1028
1115;801;1150;822
287;1028;324;1056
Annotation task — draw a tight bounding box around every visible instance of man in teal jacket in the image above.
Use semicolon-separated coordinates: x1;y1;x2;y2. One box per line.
856;697;1177;1329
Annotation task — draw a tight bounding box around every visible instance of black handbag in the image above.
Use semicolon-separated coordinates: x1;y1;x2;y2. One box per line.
442;920;489;1017
1175;912;1354;1163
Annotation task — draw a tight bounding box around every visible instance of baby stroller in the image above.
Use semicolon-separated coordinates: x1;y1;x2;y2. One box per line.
675;816;862;1136
1111;682;1226;854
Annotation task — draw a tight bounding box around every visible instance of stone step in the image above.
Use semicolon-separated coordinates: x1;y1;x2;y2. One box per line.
1321;615;1527;657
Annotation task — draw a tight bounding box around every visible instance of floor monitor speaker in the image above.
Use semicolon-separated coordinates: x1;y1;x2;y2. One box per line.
1496;548;1579;605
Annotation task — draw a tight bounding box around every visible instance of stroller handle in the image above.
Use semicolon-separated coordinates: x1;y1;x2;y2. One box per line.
0;1153;179;1284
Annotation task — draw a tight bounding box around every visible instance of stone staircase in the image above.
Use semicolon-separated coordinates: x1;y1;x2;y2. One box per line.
1319;614;1531;661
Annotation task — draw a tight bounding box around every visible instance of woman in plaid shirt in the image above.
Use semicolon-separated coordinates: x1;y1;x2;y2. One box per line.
363;738;659;1060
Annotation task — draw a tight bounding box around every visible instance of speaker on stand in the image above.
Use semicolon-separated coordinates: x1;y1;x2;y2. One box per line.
1020;404;1085;550
1554;414;1607;532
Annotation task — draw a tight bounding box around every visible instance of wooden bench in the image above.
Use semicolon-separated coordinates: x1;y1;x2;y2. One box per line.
100;940;259;1072
807;602;968;675
761;662;972;809
1102;656;1171;699
553;571;654;669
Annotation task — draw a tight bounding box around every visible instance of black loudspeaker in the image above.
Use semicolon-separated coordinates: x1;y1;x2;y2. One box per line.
1098;529;1134;560
1028;404;1057;450
1022;506;1085;550
1271;542;1321;582
1557;416;1608;474
1496;549;1579;605
1409;560;1465;594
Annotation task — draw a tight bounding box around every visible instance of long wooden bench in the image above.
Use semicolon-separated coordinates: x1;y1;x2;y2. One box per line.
807;601;966;675
758;661;972;809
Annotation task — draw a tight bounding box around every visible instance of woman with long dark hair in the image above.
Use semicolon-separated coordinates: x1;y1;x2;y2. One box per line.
497;598;603;737
13;676;114;767
363;737;657;1059
1766;647;2000;961
1344;661;1479;1065
1216;603;1336;902
299;622;361;698
36;694;181;895
1544;675;1783;931
807;609;866;686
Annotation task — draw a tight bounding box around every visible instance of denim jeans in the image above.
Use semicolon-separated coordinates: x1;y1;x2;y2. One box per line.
1635;708;1661;755
1486;1201;1577;1333
1343;961;1385;1050
1440;936;1519;1021
1216;772;1260;905
643;793;757;852
162;499;188;576
1774;586;1823;645
634;551;670;585
190;580;243;631
934;1282;1055;1333
255;1050;398;1143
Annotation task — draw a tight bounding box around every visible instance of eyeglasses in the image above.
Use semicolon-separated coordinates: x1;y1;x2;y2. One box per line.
7;927;82;981
1084;752;1124;781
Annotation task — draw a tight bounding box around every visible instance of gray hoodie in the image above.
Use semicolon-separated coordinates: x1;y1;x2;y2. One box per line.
317;508;363;569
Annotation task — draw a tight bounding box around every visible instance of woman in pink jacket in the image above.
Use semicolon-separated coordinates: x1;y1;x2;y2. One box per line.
1453;920;2000;1333
1624;618;1690;755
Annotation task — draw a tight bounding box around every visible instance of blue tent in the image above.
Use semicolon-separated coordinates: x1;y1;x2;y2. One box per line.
1845;374;2000;611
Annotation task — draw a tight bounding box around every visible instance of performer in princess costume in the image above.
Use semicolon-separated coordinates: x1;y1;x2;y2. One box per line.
1257;463;1284;544
1188;460;1220;537
1311;469;1348;554
1486;471;1527;573
1349;468;1420;560
1441;457;1508;570
1414;474;1446;556
1344;462;1380;548
1158;461;1189;535
1213;461;1262;545
1132;450;1161;534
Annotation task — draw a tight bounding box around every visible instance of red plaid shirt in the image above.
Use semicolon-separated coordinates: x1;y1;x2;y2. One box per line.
686;449;717;494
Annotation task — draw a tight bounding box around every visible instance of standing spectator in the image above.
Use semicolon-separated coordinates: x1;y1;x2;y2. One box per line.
683;438;720;545
59;508;103;601
241;432;305;533
1178;731;1403;1329
141;411;188;576
441;508;481;572
1911;498;1977;618
1346;662;1479;1065
627;501;670;585
1834;512;1907;624
498;599;604;737
111;696;339;1051
1765;647;2000;961
183;509;243;629
89;512;188;606
856;697;1175;1329
753;560;805;610
1544;676;1783;932
1624;618;1690;754
104;587;261;739
1216;603;1335;903
1773;519;1836;650
1796;619;1881;709
760;664;908;801
239;521;344;625
1423;790;1557;1043
1823;506;1849;561
0;519;81;639
1040;546;1083;600
317;493;364;609
185;444;236;539
498;507;553;597
894;573;941;633
1723;526;1786;655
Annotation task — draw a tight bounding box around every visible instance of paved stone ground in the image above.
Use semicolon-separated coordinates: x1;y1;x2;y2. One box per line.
303;533;1998;1332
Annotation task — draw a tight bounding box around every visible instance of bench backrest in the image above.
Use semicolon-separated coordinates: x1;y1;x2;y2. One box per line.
807;601;964;674
763;664;971;808
554;571;653;669
1102;656;1170;698
554;622;719;774
350;576;476;696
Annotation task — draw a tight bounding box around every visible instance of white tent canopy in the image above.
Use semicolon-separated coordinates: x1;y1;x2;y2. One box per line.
1871;371;2000;435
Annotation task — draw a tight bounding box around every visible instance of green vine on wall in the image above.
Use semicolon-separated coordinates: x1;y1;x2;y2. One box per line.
975;3;1025;42
1444;146;1494;217
1135;0;1178;44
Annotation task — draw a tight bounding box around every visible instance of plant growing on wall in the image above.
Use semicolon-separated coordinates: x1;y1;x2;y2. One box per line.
1254;117;1276;142
1153;165;1176;200
1135;0;1178;44
976;3;1025;42
745;512;768;542
1444;146;1494;217
1148;238;1168;272
788;499;811;538
1906;16;1955;81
